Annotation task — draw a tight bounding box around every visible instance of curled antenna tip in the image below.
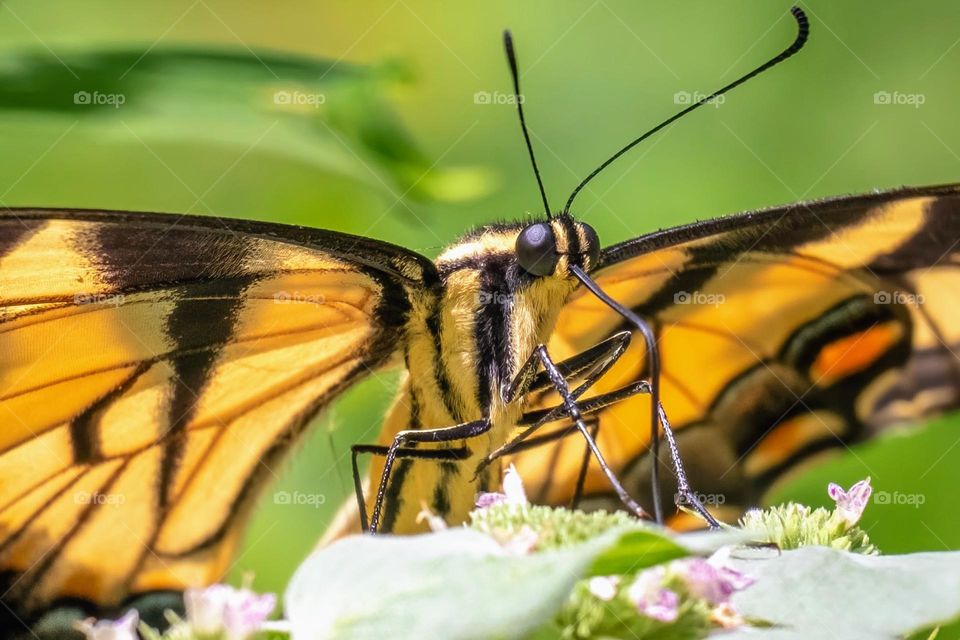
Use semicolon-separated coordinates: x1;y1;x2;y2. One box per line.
790;6;810;28
788;6;810;49
562;5;812;216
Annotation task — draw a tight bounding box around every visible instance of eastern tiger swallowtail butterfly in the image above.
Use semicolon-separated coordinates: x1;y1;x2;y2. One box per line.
1;5;957;635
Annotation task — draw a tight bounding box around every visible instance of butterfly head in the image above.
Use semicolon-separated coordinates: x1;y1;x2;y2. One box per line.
515;214;601;277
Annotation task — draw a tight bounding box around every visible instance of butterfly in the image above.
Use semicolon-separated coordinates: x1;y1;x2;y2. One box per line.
1;5;958;635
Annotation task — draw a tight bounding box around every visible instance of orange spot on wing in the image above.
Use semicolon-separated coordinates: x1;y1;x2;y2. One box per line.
744;412;844;478
810;321;901;386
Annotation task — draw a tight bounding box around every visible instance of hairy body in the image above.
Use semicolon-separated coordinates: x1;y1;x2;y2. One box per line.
325;215;600;537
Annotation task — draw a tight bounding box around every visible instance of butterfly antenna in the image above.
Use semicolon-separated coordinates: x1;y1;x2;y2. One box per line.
563;6;809;215
504;30;552;218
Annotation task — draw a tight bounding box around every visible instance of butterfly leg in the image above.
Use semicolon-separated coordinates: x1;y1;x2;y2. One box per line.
350;444;471;532
532;345;648;519
492;377;720;528
503;330;632;402
655;404;720;527
569;417;599;509
367;418;491;534
477;332;634;476
469;335;641;508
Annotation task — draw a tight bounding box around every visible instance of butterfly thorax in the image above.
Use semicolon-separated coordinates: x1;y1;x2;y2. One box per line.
362;216;600;533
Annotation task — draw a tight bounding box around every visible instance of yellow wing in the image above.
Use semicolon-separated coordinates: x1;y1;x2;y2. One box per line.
511;185;960;520
0;209;434;619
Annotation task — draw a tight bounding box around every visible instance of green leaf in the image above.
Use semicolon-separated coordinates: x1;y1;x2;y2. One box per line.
587;526;748;576
285;525;693;640
0;47;492;204
283;514;749;639
587;529;688;576
724;547;960;639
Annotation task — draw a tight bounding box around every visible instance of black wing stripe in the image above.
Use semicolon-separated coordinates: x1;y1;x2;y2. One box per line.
626;208;878;319
153;359;383;560
599;184;960;265
0;207;431;617
0;467;90;553
12;460;131;601
159;275;255;508
3;208;438;287
82;222;252;291
0;219;42;262
777;295;907;371
70;362;153;463
868;197;960;272
144;266;410;559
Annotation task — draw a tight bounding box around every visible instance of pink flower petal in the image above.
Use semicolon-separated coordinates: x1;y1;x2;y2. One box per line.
627;567;680;622
829;477;872;526
73;610;139;640
475;492;507;508
185;584;232;634
827;482;845;501
223;591;276;640
184;583;276;640
674;557;755;605
641;589;680;623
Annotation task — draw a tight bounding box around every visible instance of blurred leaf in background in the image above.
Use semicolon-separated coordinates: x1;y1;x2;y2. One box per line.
0;45;492;220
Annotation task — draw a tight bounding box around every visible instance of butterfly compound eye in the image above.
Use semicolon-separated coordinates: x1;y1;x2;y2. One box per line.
516;222;559;276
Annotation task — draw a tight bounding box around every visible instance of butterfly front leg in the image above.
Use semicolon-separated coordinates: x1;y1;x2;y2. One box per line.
502;330;633;403
514;382;720;528
350;443;472;532
474;335;648;518
365;418;491;534
531;345;649;519
478;332;634;477
480;333;721;528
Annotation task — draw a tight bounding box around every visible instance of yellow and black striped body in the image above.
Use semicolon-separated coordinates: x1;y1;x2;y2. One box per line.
355;215;599;534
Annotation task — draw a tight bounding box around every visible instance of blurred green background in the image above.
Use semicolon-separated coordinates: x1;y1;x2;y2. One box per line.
2;0;960;595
